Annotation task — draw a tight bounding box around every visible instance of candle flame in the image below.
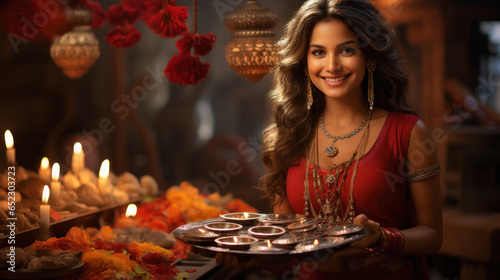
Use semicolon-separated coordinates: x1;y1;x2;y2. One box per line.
267;239;272;247
125;204;137;218
233;236;238;243
244;212;249;219
99;159;110;179
4;130;13;149
42;185;50;204
41;157;49;169
52;163;60;181
73;142;82;154
313;239;319;246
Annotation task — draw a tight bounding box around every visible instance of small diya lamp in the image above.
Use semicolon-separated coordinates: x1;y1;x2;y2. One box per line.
287;218;319;233
258;213;301;225
324;224;367;236
204;222;243;233
115;204;137;228
215;236;259;250
220;212;262;225
185;227;220;239
248;225;286;239
272;232;324;247
249;239;289;253
295;236;348;252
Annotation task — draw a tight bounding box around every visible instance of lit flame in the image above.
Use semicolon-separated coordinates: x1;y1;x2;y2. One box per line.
42;185;50;204
52;163;60;181
198;228;206;234
73;142;82;154
275;213;279;218
125;204;137;218
313;239;319;246
99;159;110;179
41;157;49;170
233;237;238;243
267;239;272;248
4;130;13;149
243;212;249;219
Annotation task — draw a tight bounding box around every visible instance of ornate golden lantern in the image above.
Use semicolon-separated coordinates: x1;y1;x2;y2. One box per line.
50;7;100;79
224;0;279;83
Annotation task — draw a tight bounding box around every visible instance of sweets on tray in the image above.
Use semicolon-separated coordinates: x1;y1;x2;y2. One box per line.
0;165;159;235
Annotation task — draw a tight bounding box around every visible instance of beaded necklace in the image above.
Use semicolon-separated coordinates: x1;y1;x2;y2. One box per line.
303;110;371;224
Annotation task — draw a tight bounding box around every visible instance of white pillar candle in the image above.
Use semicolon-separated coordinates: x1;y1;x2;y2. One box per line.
51;163;61;202
71;142;84;174
39;157;51;181
98;159;110;196
4;130;15;165
40;185;50;231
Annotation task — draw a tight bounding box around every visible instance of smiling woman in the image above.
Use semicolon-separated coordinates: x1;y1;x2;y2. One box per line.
239;0;442;279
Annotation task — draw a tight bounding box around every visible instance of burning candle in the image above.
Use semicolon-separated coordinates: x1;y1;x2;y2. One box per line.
215;236;258;250
115;204;137;228
51;163;61;202
40;185;50;231
98;159;110;195
4;130;15;165
39;157;51;181
249;239;288;253
71;142;84;174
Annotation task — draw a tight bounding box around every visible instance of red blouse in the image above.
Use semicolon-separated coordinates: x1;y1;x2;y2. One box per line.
286;112;428;279
286;111;418;229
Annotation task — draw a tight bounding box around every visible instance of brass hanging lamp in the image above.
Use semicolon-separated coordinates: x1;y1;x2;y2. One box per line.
50;6;100;79
224;0;279;83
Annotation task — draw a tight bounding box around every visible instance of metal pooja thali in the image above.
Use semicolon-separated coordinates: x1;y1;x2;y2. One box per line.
173;213;369;262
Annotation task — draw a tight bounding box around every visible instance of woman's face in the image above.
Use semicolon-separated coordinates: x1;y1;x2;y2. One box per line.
307;18;367;102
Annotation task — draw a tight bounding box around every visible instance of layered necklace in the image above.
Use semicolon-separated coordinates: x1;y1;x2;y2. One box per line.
304;109;372;224
320;109;371;157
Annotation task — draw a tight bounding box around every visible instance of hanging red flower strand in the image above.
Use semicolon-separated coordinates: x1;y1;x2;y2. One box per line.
164;0;216;85
105;2;142;49
147;0;188;38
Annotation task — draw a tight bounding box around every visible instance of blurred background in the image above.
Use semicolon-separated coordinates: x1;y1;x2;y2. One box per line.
0;0;499;279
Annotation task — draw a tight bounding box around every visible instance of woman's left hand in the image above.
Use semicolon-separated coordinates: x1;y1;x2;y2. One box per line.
332;214;381;257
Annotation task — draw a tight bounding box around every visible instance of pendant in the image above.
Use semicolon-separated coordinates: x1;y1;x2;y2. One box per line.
325;146;338;157
326;174;334;184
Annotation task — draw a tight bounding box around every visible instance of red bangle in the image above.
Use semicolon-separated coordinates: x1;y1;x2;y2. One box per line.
381;227;406;255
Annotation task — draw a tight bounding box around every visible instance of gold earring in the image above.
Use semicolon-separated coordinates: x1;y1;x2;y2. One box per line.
306;71;313;110
367;59;376;110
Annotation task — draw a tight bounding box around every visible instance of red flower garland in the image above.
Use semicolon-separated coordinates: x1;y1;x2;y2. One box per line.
87;1;106;29
164;53;210;85
147;4;188;38
107;4;140;27
106;26;142;49
1;0;44;40
176;32;217;56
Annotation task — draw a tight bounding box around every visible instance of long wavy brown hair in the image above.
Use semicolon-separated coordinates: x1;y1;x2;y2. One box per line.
259;0;415;206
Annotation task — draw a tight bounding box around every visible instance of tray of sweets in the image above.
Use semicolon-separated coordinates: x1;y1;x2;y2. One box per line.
173;214;369;263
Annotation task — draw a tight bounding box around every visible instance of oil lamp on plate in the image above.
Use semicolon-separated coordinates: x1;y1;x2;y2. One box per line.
215;236;259;250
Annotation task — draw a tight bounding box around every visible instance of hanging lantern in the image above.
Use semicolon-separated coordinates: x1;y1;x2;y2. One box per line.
224;0;279;83
50;7;100;79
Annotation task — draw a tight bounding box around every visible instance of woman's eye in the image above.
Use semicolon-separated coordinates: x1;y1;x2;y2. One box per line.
311;49;325;56
341;47;356;55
